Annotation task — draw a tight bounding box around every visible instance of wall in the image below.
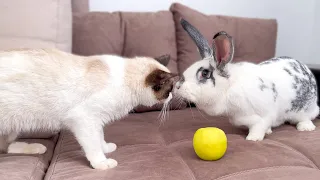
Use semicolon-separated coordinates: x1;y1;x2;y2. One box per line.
90;0;318;64
310;0;320;64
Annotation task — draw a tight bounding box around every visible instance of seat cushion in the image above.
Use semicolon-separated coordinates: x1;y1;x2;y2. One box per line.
44;110;320;180
0;136;58;180
170;3;278;73
0;0;72;52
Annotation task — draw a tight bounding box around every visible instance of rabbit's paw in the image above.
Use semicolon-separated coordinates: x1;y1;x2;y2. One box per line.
297;121;316;131
246;133;265;141
266;128;272;135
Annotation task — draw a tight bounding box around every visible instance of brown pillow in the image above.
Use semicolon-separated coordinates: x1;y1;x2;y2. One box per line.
170;3;278;73
73;12;124;56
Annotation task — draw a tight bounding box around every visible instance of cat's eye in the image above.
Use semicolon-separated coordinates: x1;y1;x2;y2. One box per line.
201;69;211;79
153;85;161;91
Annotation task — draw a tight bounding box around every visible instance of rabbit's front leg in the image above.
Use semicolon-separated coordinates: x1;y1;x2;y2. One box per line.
236;115;270;141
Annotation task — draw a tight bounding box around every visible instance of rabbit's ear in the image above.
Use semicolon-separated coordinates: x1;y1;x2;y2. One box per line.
180;18;213;59
212;31;234;70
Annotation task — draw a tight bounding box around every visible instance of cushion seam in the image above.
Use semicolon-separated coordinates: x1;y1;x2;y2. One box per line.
213;165;320;180
29;158;42;180
266;139;319;169
167;146;197;180
44;131;65;179
157;124;196;179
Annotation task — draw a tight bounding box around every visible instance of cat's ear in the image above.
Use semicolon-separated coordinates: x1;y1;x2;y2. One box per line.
154;54;170;66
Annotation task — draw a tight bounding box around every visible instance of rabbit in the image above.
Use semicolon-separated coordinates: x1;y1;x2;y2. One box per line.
174;18;319;141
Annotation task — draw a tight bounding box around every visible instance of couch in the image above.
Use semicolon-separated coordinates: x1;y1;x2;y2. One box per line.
0;1;319;180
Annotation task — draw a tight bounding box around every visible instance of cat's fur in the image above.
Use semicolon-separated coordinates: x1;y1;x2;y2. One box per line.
0;48;175;170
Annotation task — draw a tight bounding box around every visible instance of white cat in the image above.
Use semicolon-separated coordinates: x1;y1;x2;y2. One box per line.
0;48;175;170
174;19;319;141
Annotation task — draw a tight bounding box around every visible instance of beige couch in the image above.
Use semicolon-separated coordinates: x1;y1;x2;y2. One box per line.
0;1;319;180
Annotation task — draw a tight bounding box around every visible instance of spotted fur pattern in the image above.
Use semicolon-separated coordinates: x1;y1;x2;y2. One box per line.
176;56;319;141
174;19;318;142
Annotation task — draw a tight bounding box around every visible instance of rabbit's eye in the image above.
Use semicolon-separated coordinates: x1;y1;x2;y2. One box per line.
201;69;211;79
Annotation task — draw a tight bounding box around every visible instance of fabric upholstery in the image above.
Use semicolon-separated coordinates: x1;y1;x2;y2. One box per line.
0;137;58;180
170;3;278;73
45;110;320;180
71;0;89;14
0;0;72;52
73;12;124;56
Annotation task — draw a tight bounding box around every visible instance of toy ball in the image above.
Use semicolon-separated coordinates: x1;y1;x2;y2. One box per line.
193;127;227;161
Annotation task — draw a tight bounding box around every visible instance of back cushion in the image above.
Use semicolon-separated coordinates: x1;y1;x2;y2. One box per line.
121;12;178;74
170;3;278;74
73;12;124;56
0;0;72;52
73;11;186;112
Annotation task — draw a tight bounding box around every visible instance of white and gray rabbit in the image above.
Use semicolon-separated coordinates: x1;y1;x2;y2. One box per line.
174;18;319;141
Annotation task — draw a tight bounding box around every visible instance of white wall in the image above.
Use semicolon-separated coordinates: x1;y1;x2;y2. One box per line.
310;0;320;64
90;0;318;64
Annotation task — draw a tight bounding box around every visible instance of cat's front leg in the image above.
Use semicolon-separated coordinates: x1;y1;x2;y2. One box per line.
68;119;117;170
100;127;117;154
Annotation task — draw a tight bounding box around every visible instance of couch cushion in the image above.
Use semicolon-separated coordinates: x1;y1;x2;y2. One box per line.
72;12;124;56
72;0;89;14
122;11;186;112
0;136;58;180
0;0;72;52
73;12;186;112
170;3;278;73
121;11;178;74
44;110;320;180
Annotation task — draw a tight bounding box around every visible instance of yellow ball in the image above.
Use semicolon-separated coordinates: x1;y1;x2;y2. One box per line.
193;127;227;161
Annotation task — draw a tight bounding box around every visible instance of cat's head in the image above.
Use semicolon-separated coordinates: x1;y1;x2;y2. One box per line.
136;54;177;107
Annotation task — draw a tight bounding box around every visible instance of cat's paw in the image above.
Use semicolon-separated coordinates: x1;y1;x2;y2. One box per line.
102;142;117;154
266;128;272;135
91;158;118;170
8;142;47;154
246;133;265;141
297;121;316;131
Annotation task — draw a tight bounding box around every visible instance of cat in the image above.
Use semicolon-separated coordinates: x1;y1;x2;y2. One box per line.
0;48;176;170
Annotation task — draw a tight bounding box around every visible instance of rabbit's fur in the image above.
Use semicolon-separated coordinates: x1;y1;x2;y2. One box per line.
174;19;319;141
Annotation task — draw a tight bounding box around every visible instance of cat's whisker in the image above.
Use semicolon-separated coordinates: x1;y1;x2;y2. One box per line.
188;102;196;122
160;103;167;125
158;103;168;125
195;105;209;121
